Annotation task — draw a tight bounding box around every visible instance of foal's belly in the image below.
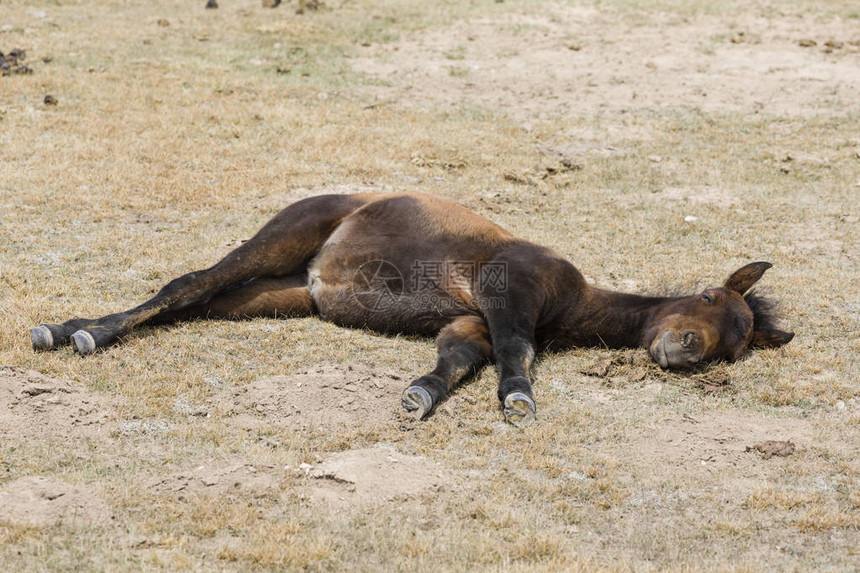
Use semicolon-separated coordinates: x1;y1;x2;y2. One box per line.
307;261;476;336
305;202;488;335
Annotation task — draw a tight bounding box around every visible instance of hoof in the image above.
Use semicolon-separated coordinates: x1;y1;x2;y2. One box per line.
70;330;97;356
30;325;55;351
503;392;536;427
401;386;434;420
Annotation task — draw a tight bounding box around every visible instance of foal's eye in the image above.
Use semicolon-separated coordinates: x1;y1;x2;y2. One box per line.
701;293;713;304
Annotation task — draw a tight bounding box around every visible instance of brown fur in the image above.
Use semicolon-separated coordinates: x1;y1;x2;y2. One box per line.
31;193;794;424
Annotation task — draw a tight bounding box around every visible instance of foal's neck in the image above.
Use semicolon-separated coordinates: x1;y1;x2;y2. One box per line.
541;286;683;350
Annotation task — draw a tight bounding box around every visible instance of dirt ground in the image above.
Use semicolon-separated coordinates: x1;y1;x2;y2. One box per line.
1;0;858;571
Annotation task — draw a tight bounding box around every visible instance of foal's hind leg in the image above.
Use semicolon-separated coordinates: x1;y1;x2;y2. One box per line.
32;276;314;353
31;194;371;353
152;274;313;323
401;315;492;420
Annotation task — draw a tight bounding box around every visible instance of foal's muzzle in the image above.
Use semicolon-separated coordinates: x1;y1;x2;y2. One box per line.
650;329;702;369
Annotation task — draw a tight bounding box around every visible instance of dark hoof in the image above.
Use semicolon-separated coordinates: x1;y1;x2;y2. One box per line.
401;386;434;420
30;325;55;351
503;392;536;427
71;330;97;356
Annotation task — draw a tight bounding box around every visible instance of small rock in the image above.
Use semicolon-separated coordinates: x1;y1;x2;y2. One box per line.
1;48;34;76
503;170;534;185
203;376;229;389
174;398;208;417
44;94;58;105
835;400;846;411
746;440;795;459
205;0;218;8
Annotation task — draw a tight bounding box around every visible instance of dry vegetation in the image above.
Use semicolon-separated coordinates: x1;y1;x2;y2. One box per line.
1;0;859;570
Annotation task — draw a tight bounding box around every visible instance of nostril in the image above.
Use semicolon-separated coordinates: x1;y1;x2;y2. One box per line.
681;330;698;348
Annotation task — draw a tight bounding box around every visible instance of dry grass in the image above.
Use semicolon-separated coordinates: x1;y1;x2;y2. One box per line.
2;0;859;570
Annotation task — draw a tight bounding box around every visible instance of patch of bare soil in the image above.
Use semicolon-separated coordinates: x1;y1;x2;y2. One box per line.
305;446;452;509
148;461;282;499
623;410;812;487
0;476;111;527
0;367;115;441
353;8;860;122
210;363;407;432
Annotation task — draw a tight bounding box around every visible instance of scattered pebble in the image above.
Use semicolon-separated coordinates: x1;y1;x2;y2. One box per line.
1;49;34;76
203;376;229;389
746;440;795;459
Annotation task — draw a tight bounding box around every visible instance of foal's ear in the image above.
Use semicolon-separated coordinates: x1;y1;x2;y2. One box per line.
750;328;794;349
724;261;773;294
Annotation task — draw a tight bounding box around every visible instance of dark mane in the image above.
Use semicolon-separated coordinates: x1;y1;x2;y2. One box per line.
744;289;781;331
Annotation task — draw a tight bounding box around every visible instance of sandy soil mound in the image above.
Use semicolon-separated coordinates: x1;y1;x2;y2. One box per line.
305;446;451;509
622;409;812;489
0;476;112;527
148;461;282;499
212;363;407;432
0;367;114;440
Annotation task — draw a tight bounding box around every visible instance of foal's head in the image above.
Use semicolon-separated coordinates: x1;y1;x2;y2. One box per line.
647;262;794;369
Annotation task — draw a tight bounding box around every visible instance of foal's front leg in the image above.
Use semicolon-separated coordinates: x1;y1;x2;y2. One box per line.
488;323;538;427
401;315;492;420
478;254;546;426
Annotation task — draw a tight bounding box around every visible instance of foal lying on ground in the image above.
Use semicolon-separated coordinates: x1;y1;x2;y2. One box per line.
31;193;794;425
